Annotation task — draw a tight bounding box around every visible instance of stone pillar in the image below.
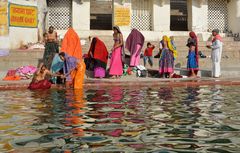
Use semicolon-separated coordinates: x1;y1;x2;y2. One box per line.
72;0;90;31
228;0;240;34
152;0;170;31
37;0;47;42
187;0;208;32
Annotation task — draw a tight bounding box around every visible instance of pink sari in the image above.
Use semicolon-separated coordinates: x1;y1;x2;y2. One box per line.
109;47;123;75
130;44;141;67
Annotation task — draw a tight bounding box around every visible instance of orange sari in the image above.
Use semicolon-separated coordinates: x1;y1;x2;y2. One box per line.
61;28;86;89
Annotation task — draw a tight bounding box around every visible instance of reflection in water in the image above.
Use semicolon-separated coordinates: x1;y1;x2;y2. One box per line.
0;86;240;152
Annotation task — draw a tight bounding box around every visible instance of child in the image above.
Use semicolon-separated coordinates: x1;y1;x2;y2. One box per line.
187;42;199;78
43;32;48;44
143;42;155;67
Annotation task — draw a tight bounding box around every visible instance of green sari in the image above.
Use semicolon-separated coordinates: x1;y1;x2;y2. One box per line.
43;42;59;69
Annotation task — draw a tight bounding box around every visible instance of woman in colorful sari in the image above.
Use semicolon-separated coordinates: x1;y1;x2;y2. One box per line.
159;36;175;78
51;52;85;89
126;28;145;67
109;26;124;79
86;37;108;78
186;31;199;75
51;27;85;89
43;26;59;69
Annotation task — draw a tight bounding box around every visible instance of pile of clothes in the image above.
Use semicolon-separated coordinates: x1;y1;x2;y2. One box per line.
3;65;37;81
123;64;148;77
19;42;45;50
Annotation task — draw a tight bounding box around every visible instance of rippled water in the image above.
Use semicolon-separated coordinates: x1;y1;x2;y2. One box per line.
0;85;240;153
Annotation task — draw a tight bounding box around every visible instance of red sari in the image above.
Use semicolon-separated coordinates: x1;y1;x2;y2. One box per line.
87;37;108;78
28;80;51;90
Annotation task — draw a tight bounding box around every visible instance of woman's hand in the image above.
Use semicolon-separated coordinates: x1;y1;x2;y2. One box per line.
206;45;211;49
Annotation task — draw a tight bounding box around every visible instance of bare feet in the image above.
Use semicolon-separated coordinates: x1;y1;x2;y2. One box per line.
109;76;116;79
189;75;197;78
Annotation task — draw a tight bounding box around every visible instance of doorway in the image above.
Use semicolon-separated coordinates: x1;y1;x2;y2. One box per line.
90;0;113;30
170;0;188;31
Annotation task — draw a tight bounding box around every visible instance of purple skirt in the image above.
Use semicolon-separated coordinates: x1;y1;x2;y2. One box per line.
94;67;106;78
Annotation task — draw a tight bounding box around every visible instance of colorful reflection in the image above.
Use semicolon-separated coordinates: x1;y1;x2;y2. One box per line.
0;86;240;152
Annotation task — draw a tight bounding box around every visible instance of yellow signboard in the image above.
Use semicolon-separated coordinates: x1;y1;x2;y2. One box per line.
9;3;38;28
114;6;130;26
0;1;8;36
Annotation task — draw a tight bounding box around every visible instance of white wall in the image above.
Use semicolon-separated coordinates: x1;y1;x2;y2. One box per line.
188;0;208;32
72;0;90;31
228;0;240;34
8;0;38;49
0;37;9;49
152;0;170;31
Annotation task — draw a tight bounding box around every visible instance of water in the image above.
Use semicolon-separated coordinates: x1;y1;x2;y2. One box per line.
0;85;240;153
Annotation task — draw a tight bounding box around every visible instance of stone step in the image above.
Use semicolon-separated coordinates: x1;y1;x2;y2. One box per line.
2;48;239;60
174;67;240;77
0;59;40;71
0;54;238;73
82;40;240;51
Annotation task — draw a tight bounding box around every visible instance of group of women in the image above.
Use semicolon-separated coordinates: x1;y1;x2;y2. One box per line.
38;26;201;90
85;26;146;79
85;26;202;79
86;26;180;79
30;27;86;90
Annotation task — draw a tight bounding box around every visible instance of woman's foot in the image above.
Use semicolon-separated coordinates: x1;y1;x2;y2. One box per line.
109;76;116;79
189;74;197;78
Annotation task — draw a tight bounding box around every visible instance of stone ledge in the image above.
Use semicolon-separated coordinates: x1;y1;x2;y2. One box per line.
0;77;240;90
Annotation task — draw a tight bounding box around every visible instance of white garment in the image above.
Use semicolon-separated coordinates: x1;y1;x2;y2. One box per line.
211;39;223;77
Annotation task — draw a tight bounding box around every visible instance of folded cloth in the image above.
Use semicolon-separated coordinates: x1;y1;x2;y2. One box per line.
2;69;21;81
171;73;183;78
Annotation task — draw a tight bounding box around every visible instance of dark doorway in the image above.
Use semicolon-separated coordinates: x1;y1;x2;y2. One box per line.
170;0;188;31
90;0;113;30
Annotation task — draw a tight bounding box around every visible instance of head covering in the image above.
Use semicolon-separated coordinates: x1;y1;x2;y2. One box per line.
212;29;220;34
189;31;197;39
88;37;108;68
212;29;222;42
61;28;82;60
125;28;145;55
161;35;178;60
113;25;122;33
